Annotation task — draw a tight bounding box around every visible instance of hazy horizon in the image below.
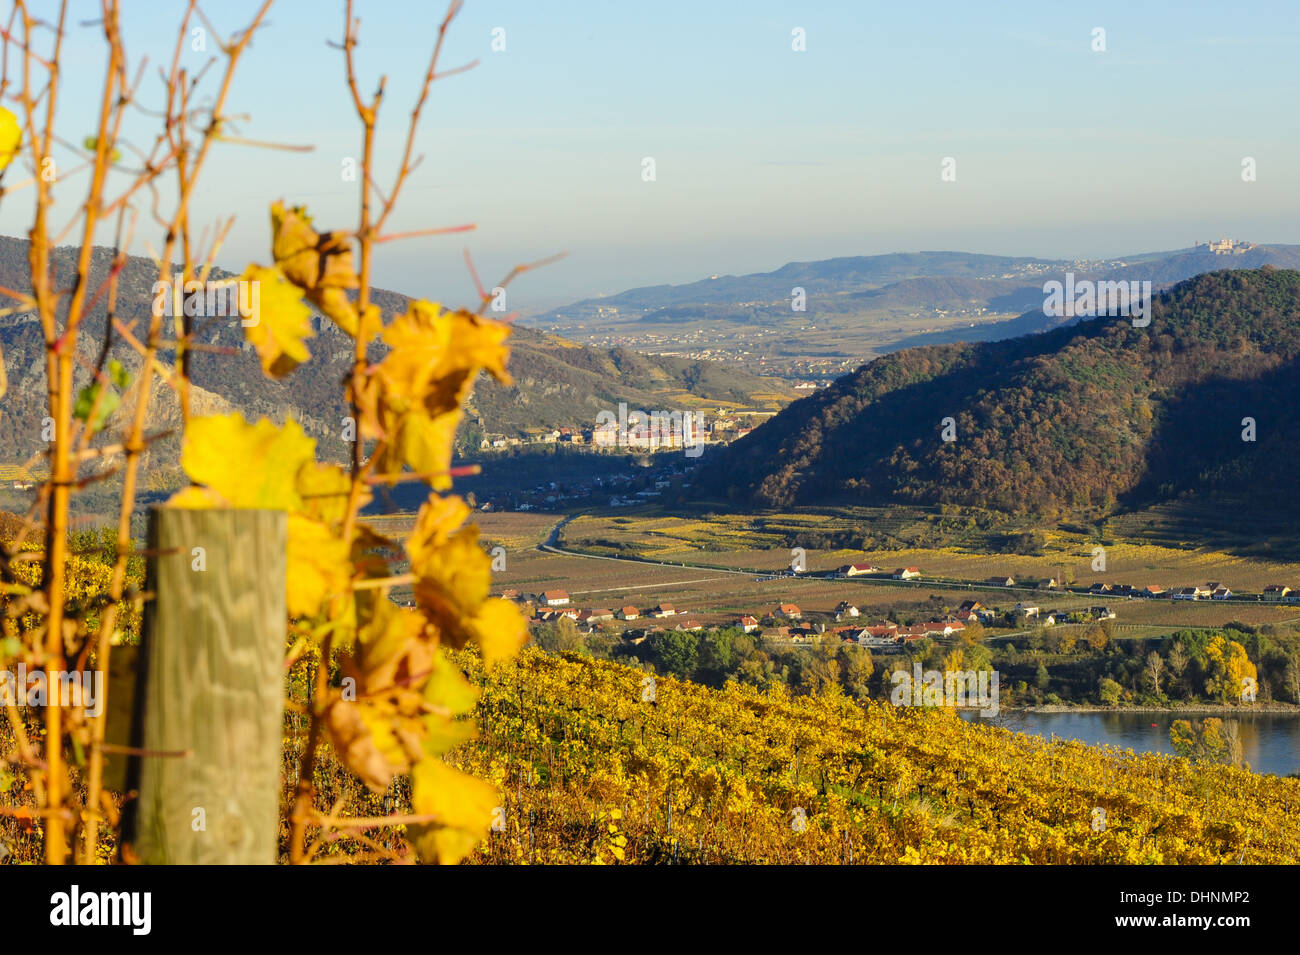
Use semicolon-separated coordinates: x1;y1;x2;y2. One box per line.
2;0;1298;311
4;229;1284;314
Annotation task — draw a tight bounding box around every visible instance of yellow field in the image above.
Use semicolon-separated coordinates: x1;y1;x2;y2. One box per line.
567;511;1300;593
367;509;556;551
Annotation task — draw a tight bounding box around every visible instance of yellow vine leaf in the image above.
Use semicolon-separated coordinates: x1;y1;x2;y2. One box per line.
172;413;313;510
361;301;513;487
408;757;499;864
467;598;528;667
286;514;352;619
377;300;512;414
422;714;476;761
270;201;360;335
389;407;463;491
325;597;445;792
404;495;526;664
270;201;321;285
324;697;408;794
350;592;432;693
239;265;314;378
0;107;19;172
419;647;479;756
164;486;222;509
423;647;480;719
297;461;370;527
406;496;488;636
167;414;350;617
356;302;383;342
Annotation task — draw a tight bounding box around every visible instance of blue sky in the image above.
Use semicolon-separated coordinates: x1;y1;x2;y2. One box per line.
4;0;1300;309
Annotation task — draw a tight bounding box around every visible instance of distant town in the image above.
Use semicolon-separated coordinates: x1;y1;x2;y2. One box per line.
476;409;788;453
499;559;1300;651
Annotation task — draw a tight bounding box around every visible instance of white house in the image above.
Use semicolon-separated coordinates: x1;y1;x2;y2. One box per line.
837;563;881;578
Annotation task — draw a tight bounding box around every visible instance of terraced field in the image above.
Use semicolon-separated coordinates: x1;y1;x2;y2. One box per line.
565;510;1300;595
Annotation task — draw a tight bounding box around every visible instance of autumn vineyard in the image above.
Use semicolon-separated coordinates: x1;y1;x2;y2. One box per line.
392;649;1300;864
0;0;1298;889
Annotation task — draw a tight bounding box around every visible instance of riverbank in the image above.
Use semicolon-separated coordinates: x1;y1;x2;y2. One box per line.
1016;703;1300;715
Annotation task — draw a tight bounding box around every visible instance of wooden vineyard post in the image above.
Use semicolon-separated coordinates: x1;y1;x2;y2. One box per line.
127;508;287;864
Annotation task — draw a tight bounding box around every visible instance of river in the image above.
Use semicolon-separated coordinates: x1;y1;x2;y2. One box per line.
960;710;1300;777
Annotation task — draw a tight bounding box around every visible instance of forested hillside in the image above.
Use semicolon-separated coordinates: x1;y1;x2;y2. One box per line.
691;268;1300;518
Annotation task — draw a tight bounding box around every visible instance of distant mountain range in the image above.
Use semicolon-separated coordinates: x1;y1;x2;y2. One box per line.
547;251;1061;310
0;236;790;476
537;244;1300;355
687;266;1300;520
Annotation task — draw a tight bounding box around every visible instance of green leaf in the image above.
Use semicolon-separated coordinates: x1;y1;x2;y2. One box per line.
73;380;121;432
108;358;131;389
423;648;480;716
82;135;122;163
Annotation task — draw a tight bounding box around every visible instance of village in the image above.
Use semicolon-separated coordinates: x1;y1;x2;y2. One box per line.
509;585;1119;650
496;558;1300;653
476;411;765;453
